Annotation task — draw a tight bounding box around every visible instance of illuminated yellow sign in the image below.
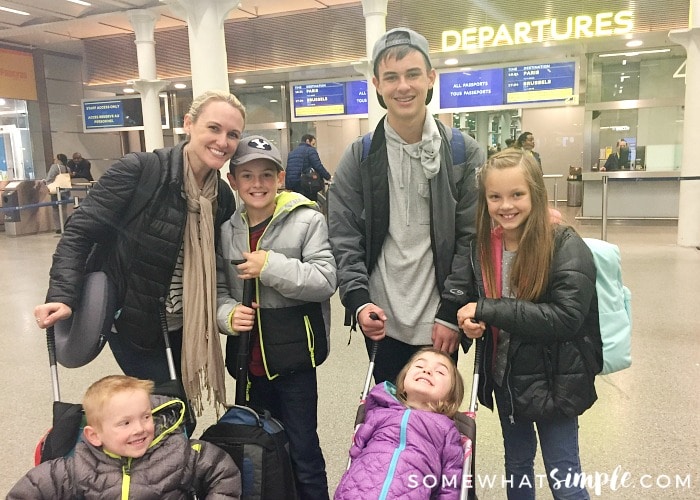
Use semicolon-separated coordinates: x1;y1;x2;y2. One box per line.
442;11;634;52
0;48;37;101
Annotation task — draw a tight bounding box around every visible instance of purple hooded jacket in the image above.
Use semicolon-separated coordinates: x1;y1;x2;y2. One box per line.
334;382;463;499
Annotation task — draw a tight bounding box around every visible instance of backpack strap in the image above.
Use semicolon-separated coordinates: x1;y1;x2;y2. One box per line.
360;127;466;165
449;127;466;166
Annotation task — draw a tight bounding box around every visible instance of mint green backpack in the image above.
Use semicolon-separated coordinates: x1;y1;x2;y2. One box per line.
583;238;633;375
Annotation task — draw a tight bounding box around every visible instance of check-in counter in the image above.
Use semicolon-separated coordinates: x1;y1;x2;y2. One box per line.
0;180;54;235
580;170;680;219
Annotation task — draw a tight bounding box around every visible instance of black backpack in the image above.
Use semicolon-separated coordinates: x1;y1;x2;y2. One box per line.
299;165;325;198
200;405;298;500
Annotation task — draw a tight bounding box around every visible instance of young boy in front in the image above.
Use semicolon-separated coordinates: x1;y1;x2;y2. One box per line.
8;375;241;499
216;135;337;500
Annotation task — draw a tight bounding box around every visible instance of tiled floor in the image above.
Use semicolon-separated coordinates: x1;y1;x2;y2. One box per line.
1;209;698;498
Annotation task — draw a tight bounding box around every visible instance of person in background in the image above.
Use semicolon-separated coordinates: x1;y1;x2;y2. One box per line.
46;153;69;183
217;135;336;499
328;27;485;385
68;152;93;181
334;348;465;499
285;134;332;201
7;375;241;498
515;131;541;168
34;90;243;415
458;149;601;500
601;139;630;171
505;138;515;148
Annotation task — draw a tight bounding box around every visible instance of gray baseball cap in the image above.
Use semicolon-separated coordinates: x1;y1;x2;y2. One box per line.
372;27;431;73
231;135;284;171
371;27;434;108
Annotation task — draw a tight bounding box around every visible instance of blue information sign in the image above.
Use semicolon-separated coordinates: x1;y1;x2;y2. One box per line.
438;60;577;111
439;68;503;110
83;100;124;129
293;82;346;118
345;80;369;116
291;80;369;121
505;62;576;104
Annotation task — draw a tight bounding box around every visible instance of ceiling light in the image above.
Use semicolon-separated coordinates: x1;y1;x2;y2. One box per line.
445;58;459;66
174;83;187;89
123;88;135;94
599;49;670;58
625;40;643;48
66;0;92;6
233;78;246;84
263;85;274;89
270;99;278;103
0;6;30;15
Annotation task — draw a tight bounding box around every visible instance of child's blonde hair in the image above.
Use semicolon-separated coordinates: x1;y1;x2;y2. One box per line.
82;375;154;429
476;149;554;301
395;348;464;417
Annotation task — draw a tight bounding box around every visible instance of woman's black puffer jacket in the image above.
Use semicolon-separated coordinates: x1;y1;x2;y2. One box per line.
472;226;603;422
46;142;235;351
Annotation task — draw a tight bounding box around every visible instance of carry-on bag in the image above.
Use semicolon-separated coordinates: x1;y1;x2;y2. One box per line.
200;275;298;500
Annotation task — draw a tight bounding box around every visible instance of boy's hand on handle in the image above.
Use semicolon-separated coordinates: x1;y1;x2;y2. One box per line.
359;307;386;341
34;303;72;329
457;302;486;339
236;251;267;279
432;323;460;353
230;302;259;332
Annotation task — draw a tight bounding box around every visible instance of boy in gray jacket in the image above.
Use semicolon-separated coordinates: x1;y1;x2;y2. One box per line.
8;375;240;499
216;135;336;499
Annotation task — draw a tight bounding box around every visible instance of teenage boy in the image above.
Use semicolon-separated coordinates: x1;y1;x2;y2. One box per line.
328;27;486;384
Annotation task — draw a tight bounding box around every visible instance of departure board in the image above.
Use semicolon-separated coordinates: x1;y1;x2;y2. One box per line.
438;60;577;111
505;62;576;104
291;80;369;121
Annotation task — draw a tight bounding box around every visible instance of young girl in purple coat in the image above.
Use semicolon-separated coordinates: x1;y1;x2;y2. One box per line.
335;348;465;500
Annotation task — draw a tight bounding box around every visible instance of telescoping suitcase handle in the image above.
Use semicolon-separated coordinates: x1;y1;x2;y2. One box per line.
233;259;256;406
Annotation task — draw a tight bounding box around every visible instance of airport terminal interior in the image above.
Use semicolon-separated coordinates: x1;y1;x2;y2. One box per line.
0;0;699;498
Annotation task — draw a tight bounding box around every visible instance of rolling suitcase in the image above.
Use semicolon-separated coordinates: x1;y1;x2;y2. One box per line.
200;276;297;500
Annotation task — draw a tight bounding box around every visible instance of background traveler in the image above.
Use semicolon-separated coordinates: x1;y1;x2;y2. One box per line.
33;90;244;414
285;133;332;201
515;131;542;168
67;152;93;181
46;153;69;184
601;139;630;171
328;27;486;385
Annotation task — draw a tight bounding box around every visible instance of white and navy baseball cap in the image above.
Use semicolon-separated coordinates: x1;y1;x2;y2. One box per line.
231;135;284;171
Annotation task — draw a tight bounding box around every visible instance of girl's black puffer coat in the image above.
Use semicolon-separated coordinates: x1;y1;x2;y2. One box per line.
472;226;603;422
46;142;235;351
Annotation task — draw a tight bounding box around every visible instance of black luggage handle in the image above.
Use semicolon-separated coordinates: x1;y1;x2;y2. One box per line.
235;276;256;406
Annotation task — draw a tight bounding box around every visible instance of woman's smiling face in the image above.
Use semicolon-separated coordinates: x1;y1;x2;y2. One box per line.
183;100;245;176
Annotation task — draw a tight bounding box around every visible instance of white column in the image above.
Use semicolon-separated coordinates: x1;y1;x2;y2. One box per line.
127;9;166;151
669;0;700;247
165;0;240;96
361;0;389;130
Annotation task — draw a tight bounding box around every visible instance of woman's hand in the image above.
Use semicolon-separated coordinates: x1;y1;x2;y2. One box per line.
34;303;72;329
457;302;486;339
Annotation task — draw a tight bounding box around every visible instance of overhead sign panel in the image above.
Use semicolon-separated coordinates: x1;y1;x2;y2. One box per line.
291;79;368;121
437;60;577;111
81;95;169;133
